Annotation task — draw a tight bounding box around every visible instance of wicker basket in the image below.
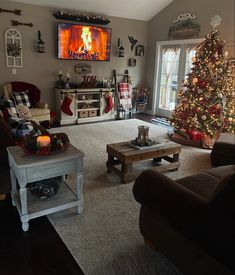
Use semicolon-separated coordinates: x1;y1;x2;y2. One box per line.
78;110;89;118
88;110;97;117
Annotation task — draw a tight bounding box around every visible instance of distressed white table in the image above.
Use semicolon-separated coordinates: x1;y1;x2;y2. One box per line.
7;144;84;232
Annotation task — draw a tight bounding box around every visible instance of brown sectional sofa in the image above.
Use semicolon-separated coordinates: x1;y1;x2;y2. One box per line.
133;165;235;274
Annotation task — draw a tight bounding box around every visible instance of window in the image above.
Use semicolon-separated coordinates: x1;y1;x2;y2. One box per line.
152;38;203;117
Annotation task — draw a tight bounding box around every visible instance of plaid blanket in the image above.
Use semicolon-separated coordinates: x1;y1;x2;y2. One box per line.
118;83;132;110
118;83;131;99
9;118;41;138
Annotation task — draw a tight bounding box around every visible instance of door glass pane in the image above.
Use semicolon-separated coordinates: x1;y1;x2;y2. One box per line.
158;47;180;111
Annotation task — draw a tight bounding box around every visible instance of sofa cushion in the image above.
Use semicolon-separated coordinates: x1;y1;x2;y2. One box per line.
13;91;31;107
176;173;219;200
210;133;235;166
30;107;50;117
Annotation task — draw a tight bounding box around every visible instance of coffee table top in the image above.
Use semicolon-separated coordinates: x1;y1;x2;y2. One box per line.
107;139;181;163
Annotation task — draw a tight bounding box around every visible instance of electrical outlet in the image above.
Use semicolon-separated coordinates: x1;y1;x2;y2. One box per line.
12;68;16;74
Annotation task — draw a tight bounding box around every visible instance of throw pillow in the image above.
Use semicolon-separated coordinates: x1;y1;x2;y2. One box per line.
13;91;31;108
4;99;17;117
16;104;39;124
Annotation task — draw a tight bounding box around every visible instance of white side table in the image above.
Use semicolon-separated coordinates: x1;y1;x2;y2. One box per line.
7;144;84;232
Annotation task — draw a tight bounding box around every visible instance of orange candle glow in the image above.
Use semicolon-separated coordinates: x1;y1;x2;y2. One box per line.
37;136;51;147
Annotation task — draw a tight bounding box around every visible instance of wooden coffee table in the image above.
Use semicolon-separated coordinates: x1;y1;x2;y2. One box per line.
106;139;181;183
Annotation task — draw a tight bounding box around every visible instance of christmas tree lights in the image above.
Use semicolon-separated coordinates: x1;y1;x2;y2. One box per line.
170;30;235;139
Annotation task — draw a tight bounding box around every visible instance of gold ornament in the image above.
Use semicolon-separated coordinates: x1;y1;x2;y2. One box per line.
193;77;198;83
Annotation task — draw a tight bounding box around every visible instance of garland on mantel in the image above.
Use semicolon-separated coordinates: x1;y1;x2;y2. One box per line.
53;10;111;25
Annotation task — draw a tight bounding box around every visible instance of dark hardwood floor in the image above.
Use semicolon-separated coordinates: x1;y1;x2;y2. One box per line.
0;113;155;275
0;195;84;275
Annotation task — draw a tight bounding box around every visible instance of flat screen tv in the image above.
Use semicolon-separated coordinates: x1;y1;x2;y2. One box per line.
58;23;111;61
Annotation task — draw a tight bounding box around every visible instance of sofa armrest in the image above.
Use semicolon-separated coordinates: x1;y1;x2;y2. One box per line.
133;169;208;220
34;102;48;109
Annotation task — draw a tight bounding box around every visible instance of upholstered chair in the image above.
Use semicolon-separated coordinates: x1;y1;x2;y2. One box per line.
3;81;50;124
133;165;235;274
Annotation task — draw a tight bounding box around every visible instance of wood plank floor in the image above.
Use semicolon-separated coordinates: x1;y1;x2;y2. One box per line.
0;194;84;275
0;114;156;275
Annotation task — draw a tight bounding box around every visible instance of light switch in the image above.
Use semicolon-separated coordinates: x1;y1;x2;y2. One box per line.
12;68;16;74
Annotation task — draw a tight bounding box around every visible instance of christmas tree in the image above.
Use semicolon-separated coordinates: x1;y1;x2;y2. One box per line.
170;30;235;139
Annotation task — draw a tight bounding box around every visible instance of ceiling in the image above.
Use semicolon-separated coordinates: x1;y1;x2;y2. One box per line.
8;0;173;21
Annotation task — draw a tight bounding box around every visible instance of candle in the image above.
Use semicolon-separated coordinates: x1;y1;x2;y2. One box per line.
37;136;51;147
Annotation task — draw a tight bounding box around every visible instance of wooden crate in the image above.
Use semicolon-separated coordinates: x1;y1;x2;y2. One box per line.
88;110;97;117
78;110;88;118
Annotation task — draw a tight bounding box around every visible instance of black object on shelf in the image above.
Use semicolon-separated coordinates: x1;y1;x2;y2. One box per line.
53;11;111;25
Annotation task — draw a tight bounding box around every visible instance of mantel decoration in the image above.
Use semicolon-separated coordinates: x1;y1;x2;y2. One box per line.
53;10;111;25
17;133;70;155
169;12;200;39
5;28;23;67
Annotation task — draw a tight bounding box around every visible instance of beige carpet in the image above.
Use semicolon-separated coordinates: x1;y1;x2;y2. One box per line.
49;119;212;275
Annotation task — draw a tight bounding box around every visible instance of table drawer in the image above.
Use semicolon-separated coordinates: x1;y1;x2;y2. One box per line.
25;160;80;182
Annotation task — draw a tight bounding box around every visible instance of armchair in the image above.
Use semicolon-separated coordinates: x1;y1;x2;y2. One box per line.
133;166;235;274
3;81;50;124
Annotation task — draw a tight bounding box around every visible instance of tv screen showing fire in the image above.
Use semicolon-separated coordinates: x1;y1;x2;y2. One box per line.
58;23;111;61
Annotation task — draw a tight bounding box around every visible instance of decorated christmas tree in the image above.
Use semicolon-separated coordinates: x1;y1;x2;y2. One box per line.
170;17;235;142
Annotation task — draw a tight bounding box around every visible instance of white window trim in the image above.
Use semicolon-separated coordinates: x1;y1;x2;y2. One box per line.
151;38;204;116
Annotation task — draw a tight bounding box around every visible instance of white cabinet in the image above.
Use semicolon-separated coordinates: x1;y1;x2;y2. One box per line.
55;88;115;125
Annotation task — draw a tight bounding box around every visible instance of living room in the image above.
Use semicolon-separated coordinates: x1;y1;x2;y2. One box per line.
0;0;235;274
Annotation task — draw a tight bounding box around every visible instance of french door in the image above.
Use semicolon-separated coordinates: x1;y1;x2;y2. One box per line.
153;38;203;118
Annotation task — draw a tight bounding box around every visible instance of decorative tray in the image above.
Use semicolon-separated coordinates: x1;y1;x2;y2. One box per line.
16;133;70;156
128;139;161;150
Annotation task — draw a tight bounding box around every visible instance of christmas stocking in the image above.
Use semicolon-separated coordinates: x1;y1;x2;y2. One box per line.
61;94;73;116
104;93;114;113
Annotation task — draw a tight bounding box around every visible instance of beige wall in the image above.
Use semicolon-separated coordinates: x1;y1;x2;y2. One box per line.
146;0;235;113
0;0;148;110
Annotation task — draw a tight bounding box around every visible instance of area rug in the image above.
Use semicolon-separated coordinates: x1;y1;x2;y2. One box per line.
49;119;212;275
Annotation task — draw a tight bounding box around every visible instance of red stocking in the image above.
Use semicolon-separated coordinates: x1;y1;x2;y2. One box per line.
104;95;114;113
61;95;73;116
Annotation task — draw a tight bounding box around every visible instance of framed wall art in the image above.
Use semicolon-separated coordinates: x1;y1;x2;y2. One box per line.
128;58;136;67
136;45;144;56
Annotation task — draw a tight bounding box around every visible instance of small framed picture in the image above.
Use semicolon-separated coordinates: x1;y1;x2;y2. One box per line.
128;58;136;67
136;45;144;56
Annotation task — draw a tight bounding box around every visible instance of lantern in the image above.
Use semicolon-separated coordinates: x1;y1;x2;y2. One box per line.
117;38;124;57
116;104;126;119
118;45;124;57
37;30;45;53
